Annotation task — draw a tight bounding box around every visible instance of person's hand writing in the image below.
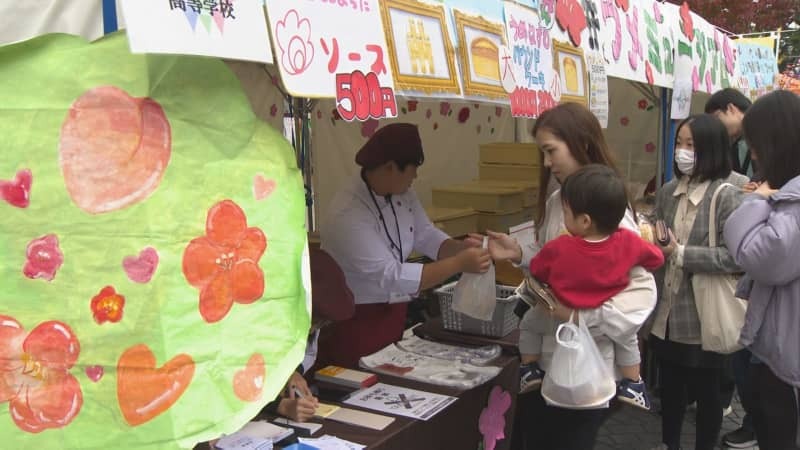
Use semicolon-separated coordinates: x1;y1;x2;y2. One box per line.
288;371;313;398
457;247;491;273
277;397;318;422
467;231;523;264
658;229;678;257
754;181;778;198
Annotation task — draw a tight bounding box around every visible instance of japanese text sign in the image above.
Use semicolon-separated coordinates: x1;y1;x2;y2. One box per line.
503;1;558;118
736;37;779;99
120;0;274;63
265;0;397;120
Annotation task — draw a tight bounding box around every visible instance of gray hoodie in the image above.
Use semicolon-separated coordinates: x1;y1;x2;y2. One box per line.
724;174;800;388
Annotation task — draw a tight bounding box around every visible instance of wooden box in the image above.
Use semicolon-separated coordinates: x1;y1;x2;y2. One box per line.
432;183;525;213
480;143;541;166
479;163;540;184
425;207;479;238
477;207;535;233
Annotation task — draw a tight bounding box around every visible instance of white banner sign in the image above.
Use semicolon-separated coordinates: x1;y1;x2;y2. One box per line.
120;0;273;63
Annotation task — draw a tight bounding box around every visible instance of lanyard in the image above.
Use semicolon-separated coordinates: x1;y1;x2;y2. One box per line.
364;179;403;262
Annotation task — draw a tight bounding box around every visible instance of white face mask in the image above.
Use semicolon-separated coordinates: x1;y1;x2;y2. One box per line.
674;148;695;175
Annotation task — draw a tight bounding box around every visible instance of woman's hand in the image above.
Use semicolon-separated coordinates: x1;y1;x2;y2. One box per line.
754;181;779;198
277;397;318;422
467;231;523;264
658;229;678;257
743;181;761;193
288;371;313;399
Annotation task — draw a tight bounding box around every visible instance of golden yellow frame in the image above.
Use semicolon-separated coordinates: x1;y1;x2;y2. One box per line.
380;0;462;95
453;10;507;99
552;40;589;106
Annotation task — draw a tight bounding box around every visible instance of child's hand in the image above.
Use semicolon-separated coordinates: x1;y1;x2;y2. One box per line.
277;397;318;422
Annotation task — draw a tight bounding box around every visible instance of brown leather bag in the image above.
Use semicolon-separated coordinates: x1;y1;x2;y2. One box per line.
516;276;558;311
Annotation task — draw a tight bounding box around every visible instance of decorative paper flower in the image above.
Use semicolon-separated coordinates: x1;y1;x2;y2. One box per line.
620;116;630;126
556;0;587;47
495;107;503;117
274;10;314;75
637;99;648;110
680;2;694;41
270;104;278;117
0;316;83;433
645;61;654;85
645;142;656;153
615;0;629;12
182;200;267;323
439;102;451;116
90;286;126;324
478;386;511;450
407;101;418;112
23;234;63;282
458;107;471;123
361;119;380;138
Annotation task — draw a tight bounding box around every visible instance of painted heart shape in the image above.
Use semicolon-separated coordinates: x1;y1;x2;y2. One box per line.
252;175;276;201
86;365;104;382
59;86;171;214
0;169;32;208
117;344;195;426
123;247;159;283
233;353;265;402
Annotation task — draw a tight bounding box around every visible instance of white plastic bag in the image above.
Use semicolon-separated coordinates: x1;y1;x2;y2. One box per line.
541;312;616;409
452;237;496;321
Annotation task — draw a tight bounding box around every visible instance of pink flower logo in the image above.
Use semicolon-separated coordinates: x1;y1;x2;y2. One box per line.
23;234;63;282
645;142;656;153
0;316;83;433
275;10;314;75
479;386;511;450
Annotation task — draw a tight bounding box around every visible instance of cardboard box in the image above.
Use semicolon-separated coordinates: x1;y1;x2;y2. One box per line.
479;163;539;183
426;207;479;237
475;180;539;207
480;143;541;166
477;207;535;233
432;182;525;213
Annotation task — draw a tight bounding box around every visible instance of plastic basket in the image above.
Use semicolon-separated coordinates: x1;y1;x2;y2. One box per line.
434;282;520;338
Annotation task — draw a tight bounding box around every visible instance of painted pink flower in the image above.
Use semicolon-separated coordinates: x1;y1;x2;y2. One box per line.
316;110;322;120
182;200;267;323
0;316;82;433
274;10;314;75
23;235;63;282
439;102;451;116
645;142;656;153
270;104;278;117
458;107;471;123
637;99;648;110
479;386;511;450
620;116;630;126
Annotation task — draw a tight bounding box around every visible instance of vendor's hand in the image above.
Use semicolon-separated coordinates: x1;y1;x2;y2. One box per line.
658;229;678;257
456;247;491;273
277;397;318;422
754;181;778;198
287;371;313;399
468;231;523;264
743;181;761;193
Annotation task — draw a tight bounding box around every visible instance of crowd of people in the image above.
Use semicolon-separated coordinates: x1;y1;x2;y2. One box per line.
213;88;800;450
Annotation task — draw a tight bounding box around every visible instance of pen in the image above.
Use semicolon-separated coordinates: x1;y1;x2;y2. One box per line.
292;386;304;399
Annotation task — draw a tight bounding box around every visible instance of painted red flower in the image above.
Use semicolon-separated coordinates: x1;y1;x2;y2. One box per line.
183;200;267;323
645;61;654;85
270;104;278;117
331;108;341;121
316;110;322;120
0;316;82;433
407;101;418;112
439;102;451;116
615;0;629;12
680;2;694;41
23;234;63;282
620;116;630;126
556;0;587;47
433;122;439;130
458;107;471;123
637;99;648;110
90;286;125;324
495;106;503;117
645;142;656;153
426;108;432;119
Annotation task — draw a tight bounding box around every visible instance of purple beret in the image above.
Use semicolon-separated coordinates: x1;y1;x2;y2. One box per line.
355;123;424;168
310;247;355;322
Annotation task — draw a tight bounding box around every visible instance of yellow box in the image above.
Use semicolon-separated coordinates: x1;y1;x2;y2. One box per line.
479;163;540;183
479;143;541;166
477;207;535;233
425;207;479;238
432;183;525;213
474;180;539;207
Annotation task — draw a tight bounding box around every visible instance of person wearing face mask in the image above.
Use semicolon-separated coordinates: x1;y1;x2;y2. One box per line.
649;114;747;450
318;123;491;369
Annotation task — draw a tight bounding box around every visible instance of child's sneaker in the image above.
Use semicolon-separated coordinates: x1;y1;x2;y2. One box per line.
617;378;651;410
519;362;545;394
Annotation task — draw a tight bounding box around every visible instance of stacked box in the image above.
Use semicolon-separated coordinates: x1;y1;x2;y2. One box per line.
425;207;479;238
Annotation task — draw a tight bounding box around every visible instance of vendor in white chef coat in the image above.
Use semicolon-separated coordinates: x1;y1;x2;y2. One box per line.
319;123;491;368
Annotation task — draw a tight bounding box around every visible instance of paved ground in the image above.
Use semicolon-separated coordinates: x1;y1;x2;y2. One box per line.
596;393;756;450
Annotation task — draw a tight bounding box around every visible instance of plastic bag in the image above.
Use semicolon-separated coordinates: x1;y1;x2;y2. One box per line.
452;237;496;321
541;312;616;409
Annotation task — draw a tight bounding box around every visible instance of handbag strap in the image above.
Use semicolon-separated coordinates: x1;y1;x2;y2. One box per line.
707;182;734;247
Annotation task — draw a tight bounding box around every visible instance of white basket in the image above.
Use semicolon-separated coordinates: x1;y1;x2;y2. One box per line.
434;282;519;338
